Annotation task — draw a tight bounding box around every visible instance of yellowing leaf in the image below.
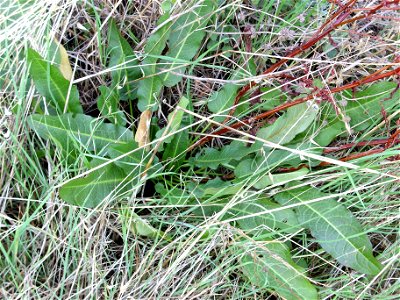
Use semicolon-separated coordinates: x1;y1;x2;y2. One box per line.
55;39;73;81
135;110;152;151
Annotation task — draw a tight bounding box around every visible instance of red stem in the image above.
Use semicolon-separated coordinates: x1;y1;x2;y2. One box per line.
190;66;400;150
223;0;358;123
324;137;400;153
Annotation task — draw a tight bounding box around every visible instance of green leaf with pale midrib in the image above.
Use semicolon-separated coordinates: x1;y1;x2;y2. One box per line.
160;0;215;87
108;19;140;100
27;48;82;114
107;143;153;177
137;14;172;112
341;81;399;131
162;130;189;167
190;140;256;170
233;197;301;234
239;242;318;300
59;160;129;208
274;186;382;275
257;102;318;145
27;113;132;154
315;81;399;145
156;96;189;150
236;166;309;190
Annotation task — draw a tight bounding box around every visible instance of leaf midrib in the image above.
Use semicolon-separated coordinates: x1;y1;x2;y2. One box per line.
29;50;68;107
31;117;129;145
291;192;371;261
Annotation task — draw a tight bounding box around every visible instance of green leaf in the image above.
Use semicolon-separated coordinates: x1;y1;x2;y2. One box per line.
155;96;189;148
257;101;318;145
259;87;287;110
235;166;309;190
207;60;258;122
137;14;172;112
314;119;345;147
59;160;128;208
27;48;82;114
160;0;215;87
190;140;256;170
341;81;399;132
155;182;192;206
97;86;127;126
316;81;399;142
274;186;383;275
207;82;240;119
239;241;318;300
120;208;162;239
108;19;140;100
27;114;132;154
162;130;189;167
233;197;300;234
107;143;154;178
189;177;243;199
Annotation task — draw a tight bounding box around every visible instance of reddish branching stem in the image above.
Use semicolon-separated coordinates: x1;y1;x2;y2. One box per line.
192;0;400;151
222;0;358;124
190;66;400;150
324;137;400;154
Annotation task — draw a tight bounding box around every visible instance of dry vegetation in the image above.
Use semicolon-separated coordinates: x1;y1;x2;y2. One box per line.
0;0;399;299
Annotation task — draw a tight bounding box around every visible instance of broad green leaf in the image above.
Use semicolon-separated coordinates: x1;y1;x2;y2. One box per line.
120;208;162;239
235;159;309;189
190;140;255;170
108;19;140;100
207;59;257;121
259;87;287;110
314;81;399;147
155;96;189;148
27;114;132;154
233;197;300;234
274;186;383;275
107;143;153;178
257;102;318;145
233;142;319;184
207;81;239;119
314;119;345;147
156;179;243;217
162;130;189;167
317;81;398;141
155;183;192;206
27;48;82;114
187;178;244;216
97;85;127;126
137;14;172;112
240;242;318;300
340;81;399;132
189;177;243;199
59;160;128;208
160;0;215;87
